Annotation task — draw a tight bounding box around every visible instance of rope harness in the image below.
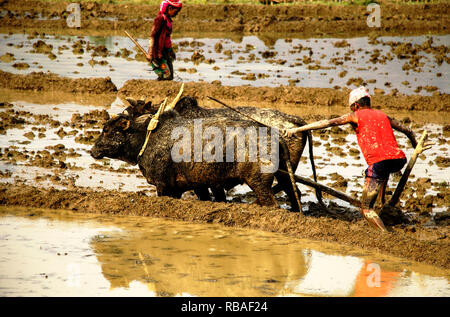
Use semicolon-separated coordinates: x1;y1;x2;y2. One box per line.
138;83;184;158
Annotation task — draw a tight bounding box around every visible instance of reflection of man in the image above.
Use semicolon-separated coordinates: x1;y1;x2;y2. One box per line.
284;87;417;231
285;251;401;297
353;261;400;297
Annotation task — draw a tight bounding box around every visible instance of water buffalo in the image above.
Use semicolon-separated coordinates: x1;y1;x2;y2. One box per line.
91;109;291;207
157;95;324;211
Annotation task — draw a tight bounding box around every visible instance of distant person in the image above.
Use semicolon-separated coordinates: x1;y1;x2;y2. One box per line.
284;87;417;232
146;0;182;81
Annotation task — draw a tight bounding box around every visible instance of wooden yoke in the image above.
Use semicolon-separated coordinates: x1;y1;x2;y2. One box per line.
137;83;184;158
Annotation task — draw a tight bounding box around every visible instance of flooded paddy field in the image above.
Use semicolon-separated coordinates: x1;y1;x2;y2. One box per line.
0;32;449;94
0;96;448;215
1;206;448;297
0;0;449;297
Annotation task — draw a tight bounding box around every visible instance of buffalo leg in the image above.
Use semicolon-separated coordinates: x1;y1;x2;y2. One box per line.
157;185;182;199
211;186;227;202
246;175;277;207
194;187;212;201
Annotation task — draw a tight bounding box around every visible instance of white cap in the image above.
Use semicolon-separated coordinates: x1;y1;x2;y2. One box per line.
349;86;370;106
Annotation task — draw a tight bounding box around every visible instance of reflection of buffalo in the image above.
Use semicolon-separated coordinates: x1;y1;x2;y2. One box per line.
91;109;289;207
90;220;307;297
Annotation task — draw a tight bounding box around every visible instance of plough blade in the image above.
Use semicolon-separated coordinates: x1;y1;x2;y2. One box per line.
277;169;361;208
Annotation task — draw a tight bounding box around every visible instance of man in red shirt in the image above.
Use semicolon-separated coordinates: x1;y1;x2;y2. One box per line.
146;0;182;81
284;87;417;231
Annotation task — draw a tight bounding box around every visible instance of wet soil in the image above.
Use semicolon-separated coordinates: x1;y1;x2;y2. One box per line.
0;183;448;269
0;94;448;270
118;79;450;113
0;70;117;94
0;0;448;273
0;71;448;112
0;1;448;38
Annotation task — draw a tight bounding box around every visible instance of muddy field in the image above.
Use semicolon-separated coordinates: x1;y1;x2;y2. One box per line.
0;1;449;274
0;0;449;38
0;88;448;270
1;184;449;270
0;72;448;113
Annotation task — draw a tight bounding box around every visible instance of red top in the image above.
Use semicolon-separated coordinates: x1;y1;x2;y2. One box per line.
150;12;173;59
354;108;405;165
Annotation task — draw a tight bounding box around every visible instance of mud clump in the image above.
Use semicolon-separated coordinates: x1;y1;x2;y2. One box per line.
0;70;117;94
115;48;133;59
434;156;450;168
0;109;28;134
12;63;30;70
333;40;350;48
328;172;348;191
32;40;53;54
380;206;411;226
443;125;450;138
70;109;110;130
0;53;16;63
191;51;205;65
91;45;109;58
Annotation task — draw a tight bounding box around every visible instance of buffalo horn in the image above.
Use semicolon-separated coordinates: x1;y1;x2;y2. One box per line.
166;83;184;111
125;97;137;108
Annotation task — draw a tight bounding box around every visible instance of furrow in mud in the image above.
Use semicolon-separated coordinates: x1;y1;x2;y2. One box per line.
119;79;450;113
0;70;448;113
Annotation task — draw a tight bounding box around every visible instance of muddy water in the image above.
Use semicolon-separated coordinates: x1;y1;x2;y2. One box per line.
0;206;448;297
0;33;448;94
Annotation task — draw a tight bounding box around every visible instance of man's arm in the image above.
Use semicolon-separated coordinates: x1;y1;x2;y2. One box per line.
283;113;356;137
388;117;417;148
147;37;154;61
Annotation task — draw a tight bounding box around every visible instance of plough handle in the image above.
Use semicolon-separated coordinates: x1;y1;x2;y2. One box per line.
125;30;148;57
388;130;429;207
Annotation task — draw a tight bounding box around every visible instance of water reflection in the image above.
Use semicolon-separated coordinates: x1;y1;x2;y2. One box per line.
286;251;449;297
91;222;308;297
0;207;448;297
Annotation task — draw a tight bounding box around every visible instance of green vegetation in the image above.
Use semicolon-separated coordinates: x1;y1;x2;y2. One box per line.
37;0;445;5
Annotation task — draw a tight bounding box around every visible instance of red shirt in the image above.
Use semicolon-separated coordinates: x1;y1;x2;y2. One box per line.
354;108;405;165
150;12;173;59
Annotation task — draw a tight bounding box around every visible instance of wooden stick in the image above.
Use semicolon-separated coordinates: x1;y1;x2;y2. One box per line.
278;169;361;208
125;30;147;57
388;130;431;207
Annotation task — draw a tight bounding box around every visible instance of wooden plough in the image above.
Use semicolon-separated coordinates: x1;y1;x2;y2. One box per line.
280;130;432;211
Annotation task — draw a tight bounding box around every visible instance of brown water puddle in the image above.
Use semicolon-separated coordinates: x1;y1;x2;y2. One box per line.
1;206;448;297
